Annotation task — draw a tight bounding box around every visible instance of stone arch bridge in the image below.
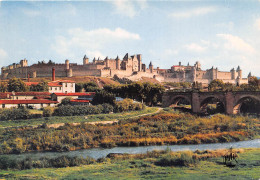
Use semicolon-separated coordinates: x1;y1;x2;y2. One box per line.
162;91;260;115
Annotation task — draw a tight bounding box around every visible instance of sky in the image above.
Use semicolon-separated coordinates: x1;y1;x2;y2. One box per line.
0;0;260;77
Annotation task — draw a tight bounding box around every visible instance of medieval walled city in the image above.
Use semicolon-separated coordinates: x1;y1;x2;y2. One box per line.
1;53;250;85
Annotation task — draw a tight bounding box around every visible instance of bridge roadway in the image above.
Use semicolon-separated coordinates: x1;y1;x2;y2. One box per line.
162;91;260;114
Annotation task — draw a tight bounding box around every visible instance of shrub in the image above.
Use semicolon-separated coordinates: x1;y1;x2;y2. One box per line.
43;106;55;117
0;107;30;121
102;103;114;113
155;151;198;167
114;98;144;112
0;155;95;170
53;105;103;116
59;97;72;106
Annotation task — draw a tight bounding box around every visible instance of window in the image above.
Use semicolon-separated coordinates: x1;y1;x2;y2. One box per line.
60;87;62;90
16;97;18;100
71;83;73;87
55;88;57;90
2;104;5;108
65;83;68;87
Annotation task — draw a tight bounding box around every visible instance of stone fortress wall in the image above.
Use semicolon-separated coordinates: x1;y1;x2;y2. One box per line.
1;53;250;85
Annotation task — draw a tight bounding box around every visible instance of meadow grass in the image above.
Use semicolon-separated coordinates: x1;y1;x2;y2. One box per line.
0;107;159;128
0;148;259;180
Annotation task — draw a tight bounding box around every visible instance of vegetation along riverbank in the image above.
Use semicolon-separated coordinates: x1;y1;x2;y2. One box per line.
0;108;259;154
0;148;259;179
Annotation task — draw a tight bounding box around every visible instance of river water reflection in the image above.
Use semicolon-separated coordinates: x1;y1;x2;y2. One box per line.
6;139;259;160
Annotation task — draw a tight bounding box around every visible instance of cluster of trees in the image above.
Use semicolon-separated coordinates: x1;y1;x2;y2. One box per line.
112;74;133;84
208;77;260;92
164;82;192;89
0;77;49;92
44;99;144;117
103;82;165;106
0;108;30;121
0;82;7;92
75;82;101;92
29;81;49;92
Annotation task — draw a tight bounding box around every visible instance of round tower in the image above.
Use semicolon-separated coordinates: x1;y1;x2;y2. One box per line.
230;68;235;80
65;59;70;70
236;66;242;79
83;55;89;65
116;55;120;70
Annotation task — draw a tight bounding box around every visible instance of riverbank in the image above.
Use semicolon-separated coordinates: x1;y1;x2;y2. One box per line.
0;111;259;154
0;148;259;179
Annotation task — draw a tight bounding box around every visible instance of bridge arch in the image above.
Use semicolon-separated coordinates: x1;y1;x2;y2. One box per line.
200;96;225;114
168;95;191;107
233;95;260;114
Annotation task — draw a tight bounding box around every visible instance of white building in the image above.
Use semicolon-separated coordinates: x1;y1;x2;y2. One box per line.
48;80;75;93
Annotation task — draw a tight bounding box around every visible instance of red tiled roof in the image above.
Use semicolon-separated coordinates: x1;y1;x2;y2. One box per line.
13;92;51;96
53;93;92;96
48;82;62;87
70;99;90;103
58;80;75;83
0;99;58;104
51;80;75;83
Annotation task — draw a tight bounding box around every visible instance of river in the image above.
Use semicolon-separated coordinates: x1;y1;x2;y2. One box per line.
3;139;259;160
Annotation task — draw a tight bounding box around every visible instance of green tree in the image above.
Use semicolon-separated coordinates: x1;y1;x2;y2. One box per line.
75;83;84;92
248;76;259;91
91;90;115;105
223;82;235;91
0;82;8;92
83;82;101;92
60;97;72;106
30;81;49;92
7;77;27;92
208;79;224;92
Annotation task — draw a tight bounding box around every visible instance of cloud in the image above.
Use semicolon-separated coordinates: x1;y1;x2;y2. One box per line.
217;34;255;54
164;49;179;56
184;43;207;53
22;9;41;17
52;27;140;59
111;0;147;18
0;48;7;59
169;6;217;19
254;18;260;31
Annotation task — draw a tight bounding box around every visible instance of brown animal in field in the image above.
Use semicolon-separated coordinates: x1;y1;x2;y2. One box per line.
223;147;238;164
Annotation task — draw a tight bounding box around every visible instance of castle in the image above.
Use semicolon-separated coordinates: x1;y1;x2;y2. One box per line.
1;53;159;80
0;53;250;85
158;61;250;85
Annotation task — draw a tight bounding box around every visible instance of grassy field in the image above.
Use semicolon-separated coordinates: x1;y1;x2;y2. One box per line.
0;107;160;128
0;148;259;180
